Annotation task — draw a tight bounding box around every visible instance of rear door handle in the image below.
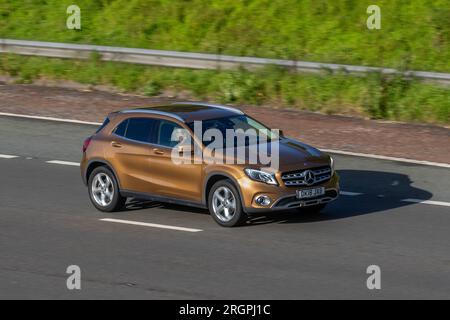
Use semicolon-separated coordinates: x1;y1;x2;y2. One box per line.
153;148;164;155
111;141;122;148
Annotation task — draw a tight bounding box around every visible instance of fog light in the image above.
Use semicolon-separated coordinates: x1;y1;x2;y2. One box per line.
255;195;272;206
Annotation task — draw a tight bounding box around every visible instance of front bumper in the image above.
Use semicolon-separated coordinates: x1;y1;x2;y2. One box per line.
239;172;340;213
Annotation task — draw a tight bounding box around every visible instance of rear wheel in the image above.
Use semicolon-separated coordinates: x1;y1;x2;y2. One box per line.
88;166;126;212
208;180;246;227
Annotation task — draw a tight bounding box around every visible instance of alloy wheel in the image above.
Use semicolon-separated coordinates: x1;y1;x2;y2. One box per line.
91;173;114;207
212;186;237;222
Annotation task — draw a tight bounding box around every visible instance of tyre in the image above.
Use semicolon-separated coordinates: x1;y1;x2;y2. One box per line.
208;179;247;227
88;166;126;212
299;203;327;214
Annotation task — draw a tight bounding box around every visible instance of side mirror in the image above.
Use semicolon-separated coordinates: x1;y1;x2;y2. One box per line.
278;130;284;137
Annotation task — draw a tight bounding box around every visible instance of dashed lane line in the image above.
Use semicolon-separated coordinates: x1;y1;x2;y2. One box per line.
0;154;19;159
100;218;203;233
401;199;450;207
46;160;80;166
339;191;363;196
3;154;450;209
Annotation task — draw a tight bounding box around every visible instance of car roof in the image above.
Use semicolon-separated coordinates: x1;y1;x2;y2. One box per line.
119;102;244;123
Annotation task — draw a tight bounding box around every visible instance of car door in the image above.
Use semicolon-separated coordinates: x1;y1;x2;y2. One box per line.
147;119;203;203
107;117;160;194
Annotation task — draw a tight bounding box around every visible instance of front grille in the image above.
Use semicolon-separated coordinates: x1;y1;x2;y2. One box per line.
281;166;332;187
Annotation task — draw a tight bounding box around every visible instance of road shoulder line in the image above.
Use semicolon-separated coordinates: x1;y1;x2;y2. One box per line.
321;149;450;169
0;112;102;126
1;112;449;168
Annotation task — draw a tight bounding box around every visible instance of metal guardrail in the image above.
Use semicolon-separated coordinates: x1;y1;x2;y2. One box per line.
1;38;450;83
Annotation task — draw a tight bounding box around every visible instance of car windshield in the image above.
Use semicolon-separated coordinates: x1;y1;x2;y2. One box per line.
187;115;278;147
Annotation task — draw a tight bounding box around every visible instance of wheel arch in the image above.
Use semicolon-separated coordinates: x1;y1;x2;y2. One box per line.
203;172;246;212
84;159;121;189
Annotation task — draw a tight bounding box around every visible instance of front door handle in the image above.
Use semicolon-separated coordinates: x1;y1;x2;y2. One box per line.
111;141;122;148
153;148;164;155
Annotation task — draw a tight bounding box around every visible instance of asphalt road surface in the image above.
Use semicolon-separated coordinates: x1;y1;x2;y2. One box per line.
0;116;449;299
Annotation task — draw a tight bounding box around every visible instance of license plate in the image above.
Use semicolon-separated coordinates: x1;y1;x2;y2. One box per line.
296;187;325;199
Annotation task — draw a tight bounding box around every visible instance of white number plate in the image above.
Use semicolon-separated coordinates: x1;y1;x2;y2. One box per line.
296;187;325;199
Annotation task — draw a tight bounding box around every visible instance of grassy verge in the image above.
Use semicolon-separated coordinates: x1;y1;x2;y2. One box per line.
1;54;449;125
1;0;449;72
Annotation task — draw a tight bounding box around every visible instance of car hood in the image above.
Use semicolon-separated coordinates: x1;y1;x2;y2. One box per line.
274;137;331;171
207;137;331;173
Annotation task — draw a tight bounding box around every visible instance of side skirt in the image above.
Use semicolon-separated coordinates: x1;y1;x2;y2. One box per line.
120;190;208;210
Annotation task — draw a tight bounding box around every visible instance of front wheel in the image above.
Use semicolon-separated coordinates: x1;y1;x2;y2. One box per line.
208;180;246;227
88;166;126;212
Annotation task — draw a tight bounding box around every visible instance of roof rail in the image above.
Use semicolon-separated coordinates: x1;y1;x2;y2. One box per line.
120;109;184;122
172;102;244;115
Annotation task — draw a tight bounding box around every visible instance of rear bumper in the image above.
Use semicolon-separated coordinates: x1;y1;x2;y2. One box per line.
80;155;88;185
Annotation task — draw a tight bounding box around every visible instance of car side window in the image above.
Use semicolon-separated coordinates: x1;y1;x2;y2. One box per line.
121;118;157;144
114;119;128;137
155;120;185;148
126;118;157;143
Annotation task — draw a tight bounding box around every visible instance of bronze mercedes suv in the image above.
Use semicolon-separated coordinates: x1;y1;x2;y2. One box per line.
81;102;339;227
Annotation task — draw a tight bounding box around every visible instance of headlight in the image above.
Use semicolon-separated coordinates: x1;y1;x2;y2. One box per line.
244;168;278;185
330;156;335;175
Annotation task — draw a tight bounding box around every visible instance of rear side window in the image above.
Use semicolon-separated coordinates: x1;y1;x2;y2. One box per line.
114;119;128;137
96;117;110;133
125;118;157;143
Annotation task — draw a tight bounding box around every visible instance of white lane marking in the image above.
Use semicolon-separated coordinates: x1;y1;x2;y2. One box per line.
100;218;203;233
1;112;449;169
321;149;450;169
46;160;80;166
0;154;19;159
401;199;450;207
340;191;363;196
0;112;102;126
